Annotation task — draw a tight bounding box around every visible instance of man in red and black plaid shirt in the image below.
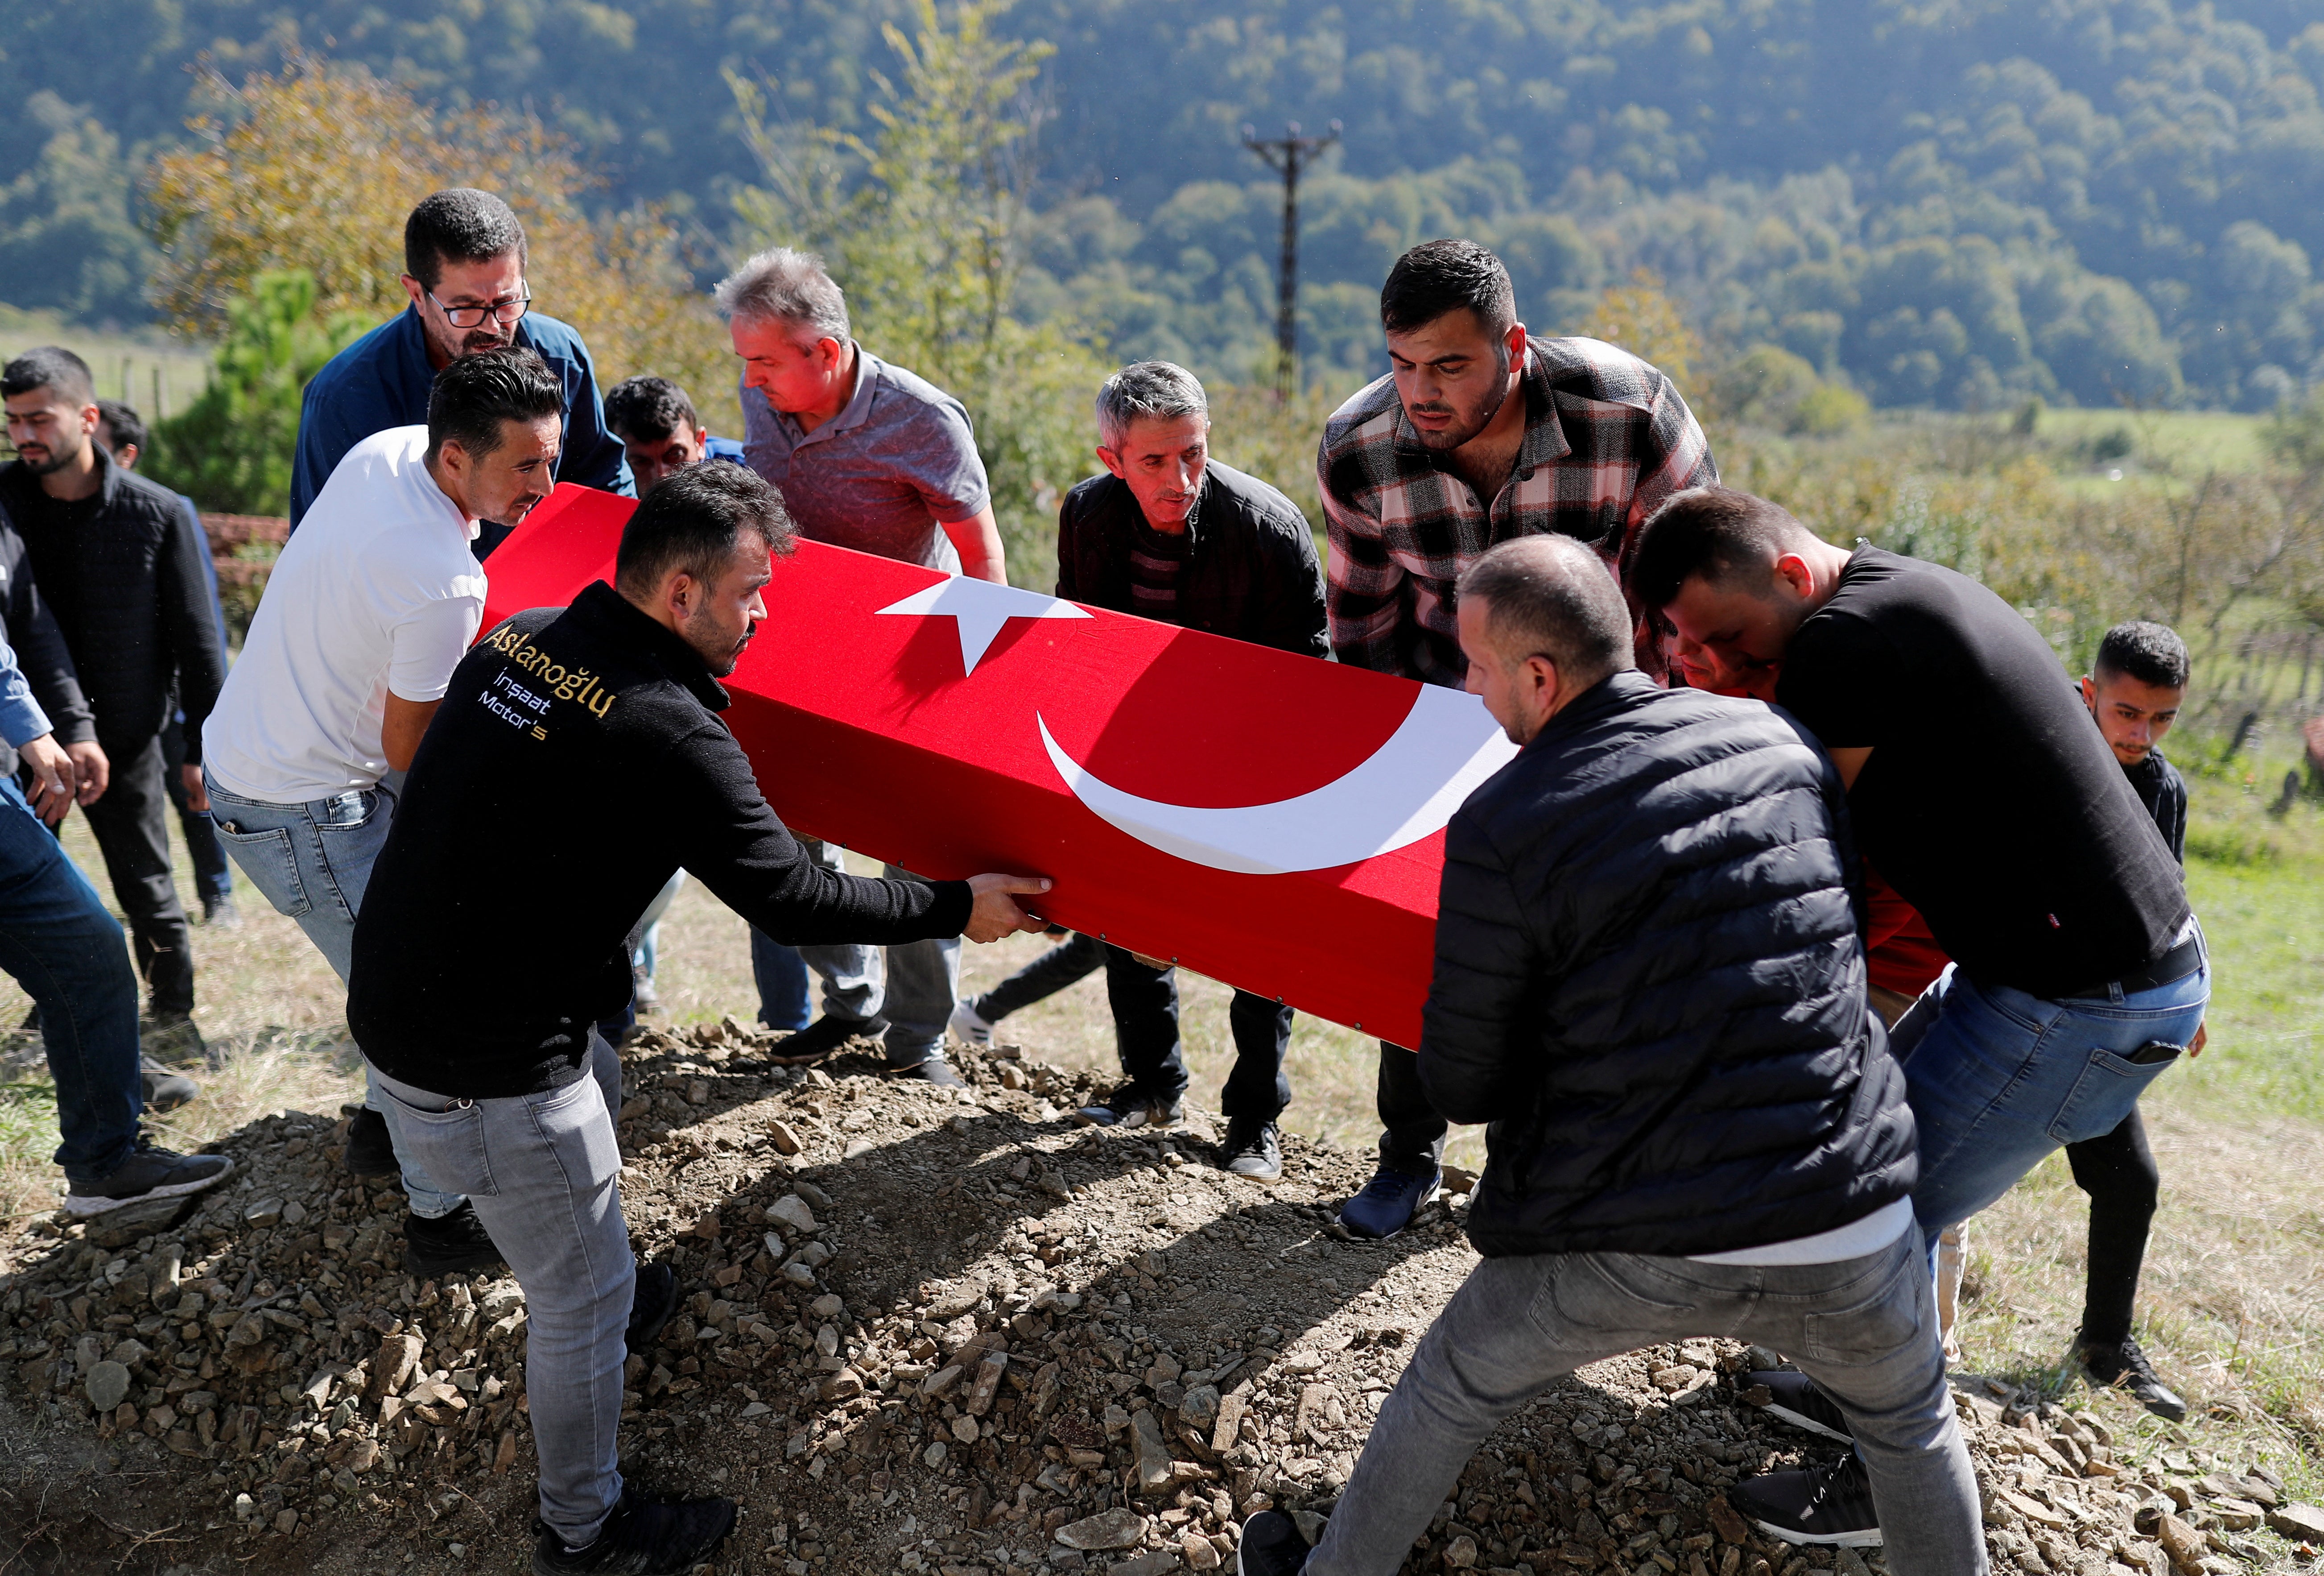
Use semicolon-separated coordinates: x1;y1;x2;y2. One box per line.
1317;239;1718;1239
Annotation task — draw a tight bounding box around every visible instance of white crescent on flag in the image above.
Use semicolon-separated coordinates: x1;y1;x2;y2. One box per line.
1037;686;1521;875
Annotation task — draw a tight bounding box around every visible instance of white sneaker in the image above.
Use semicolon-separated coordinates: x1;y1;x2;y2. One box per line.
947;1000;995;1048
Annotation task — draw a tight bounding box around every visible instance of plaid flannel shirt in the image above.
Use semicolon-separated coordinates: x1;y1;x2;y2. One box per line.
1317;335;1717;687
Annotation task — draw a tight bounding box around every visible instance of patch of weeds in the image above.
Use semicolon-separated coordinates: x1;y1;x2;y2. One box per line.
2186;824;2284;866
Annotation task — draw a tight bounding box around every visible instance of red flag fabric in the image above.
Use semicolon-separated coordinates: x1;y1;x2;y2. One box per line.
480;484;1519;1048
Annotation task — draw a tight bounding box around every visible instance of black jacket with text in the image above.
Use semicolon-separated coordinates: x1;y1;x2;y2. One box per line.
350;582;972;1097
1421;671;1916;1258
0;449;224;761
1056;461;1328;657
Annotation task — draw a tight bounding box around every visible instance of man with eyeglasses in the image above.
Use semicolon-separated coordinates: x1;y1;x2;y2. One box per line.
289;188;633;546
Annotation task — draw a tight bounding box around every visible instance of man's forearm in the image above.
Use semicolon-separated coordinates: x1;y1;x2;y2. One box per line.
943;506;1008;584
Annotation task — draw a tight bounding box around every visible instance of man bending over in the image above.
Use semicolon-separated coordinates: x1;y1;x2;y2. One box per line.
346;463;1050;1573
1634;489;2203;1539
1238;535;1980;1573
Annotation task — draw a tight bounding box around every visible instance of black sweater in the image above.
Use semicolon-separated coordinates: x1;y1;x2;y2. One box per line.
0;509;94;778
1421;671;1916;1258
1057;462;1328;658
350;582;972;1096
0;450;224;761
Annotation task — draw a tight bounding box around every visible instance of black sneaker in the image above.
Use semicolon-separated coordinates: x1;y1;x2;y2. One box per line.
627;1263;677;1354
405;1201;505;1278
202;893;242;929
1746;1369;1855;1443
344;1106;399;1177
1337;1163;1441;1240
767;1013;886;1066
64;1135;235;1217
1236;1509;1312;1576
2077;1332;2186;1421
1074;1082;1184;1130
1728;1453;1882;1547
1215;1117;1283;1181
531;1486;737;1575
140;1055;200;1113
887;1056;966;1088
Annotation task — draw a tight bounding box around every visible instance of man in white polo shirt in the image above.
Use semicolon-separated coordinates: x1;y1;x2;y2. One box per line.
203;346;564;1279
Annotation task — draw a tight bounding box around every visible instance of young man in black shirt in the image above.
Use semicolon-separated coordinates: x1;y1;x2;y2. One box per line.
2053;619;2195;1416
1632;490;2206;1537
2085;620;2189;861
1050;360;1328;1179
347;464;1052;1574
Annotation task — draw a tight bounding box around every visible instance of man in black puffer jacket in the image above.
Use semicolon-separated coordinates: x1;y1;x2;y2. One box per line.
1238;536;1983;1576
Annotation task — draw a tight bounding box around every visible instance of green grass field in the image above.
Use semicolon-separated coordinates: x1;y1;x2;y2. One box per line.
0;302;212;429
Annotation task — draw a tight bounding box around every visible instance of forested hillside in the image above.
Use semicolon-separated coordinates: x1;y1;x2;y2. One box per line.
9;0;2324;408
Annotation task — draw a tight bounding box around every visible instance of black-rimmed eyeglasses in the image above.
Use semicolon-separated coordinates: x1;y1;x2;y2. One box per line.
428;289;532;330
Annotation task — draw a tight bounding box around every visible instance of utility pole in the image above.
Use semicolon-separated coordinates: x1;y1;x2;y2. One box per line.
1242;118;1340;401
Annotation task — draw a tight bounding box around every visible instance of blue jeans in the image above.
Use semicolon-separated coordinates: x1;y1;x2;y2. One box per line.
1306;1229;1986;1576
1899;936;2209;1245
209;778;464;1220
372;1033;631;1546
0;778;142;1184
749;927;811;1030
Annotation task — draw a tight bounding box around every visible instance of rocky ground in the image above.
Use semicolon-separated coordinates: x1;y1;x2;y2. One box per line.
0;1026;2314;1575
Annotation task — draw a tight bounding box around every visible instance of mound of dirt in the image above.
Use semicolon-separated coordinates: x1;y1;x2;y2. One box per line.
0;1024;2299;1574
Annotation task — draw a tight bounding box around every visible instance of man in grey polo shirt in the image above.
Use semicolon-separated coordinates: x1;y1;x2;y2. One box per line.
715;247;1003;1081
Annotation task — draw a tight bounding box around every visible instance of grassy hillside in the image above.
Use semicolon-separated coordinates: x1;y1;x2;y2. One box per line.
11;1;2324;406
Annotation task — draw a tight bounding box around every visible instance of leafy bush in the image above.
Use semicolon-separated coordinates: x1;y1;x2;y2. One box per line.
142;271;362;515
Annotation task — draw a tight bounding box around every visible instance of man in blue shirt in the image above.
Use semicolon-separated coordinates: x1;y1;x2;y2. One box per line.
289;188;632;549
602;375;746;492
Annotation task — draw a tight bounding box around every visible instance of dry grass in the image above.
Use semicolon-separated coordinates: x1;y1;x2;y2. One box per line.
0;814;364;1251
1955;1100;2324;1557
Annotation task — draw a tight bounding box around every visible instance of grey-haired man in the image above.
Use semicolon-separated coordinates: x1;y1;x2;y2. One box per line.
715;246;1001;1079
1048;361;1327;1178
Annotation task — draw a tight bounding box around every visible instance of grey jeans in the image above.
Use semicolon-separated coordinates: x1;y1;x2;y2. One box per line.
1308;1229;1986;1576
369;1033;632;1546
210;777;463;1220
796;837;960;1065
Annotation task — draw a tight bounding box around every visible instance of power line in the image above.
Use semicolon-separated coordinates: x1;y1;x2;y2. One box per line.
1242;118;1340;401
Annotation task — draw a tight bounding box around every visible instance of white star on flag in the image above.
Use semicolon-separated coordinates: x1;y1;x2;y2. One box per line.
874;576;1092;675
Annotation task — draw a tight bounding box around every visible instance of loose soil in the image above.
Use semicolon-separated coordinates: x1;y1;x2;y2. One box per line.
0;1027;2303;1575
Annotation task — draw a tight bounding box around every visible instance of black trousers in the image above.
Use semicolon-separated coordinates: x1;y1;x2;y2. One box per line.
974;931;1106;1021
1376;1041;1448;1173
158;714;231;906
1103;945;1293;1122
78;735;194;1014
2065;1106;2159;1347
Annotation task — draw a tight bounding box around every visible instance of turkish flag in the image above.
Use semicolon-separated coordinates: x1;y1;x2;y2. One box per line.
480;484;1517;1048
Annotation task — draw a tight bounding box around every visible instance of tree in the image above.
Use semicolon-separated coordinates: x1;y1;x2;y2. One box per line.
0;92;153;323
1576;269;1706;408
144;54;735;433
144;271;365;514
731;0;1110;575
